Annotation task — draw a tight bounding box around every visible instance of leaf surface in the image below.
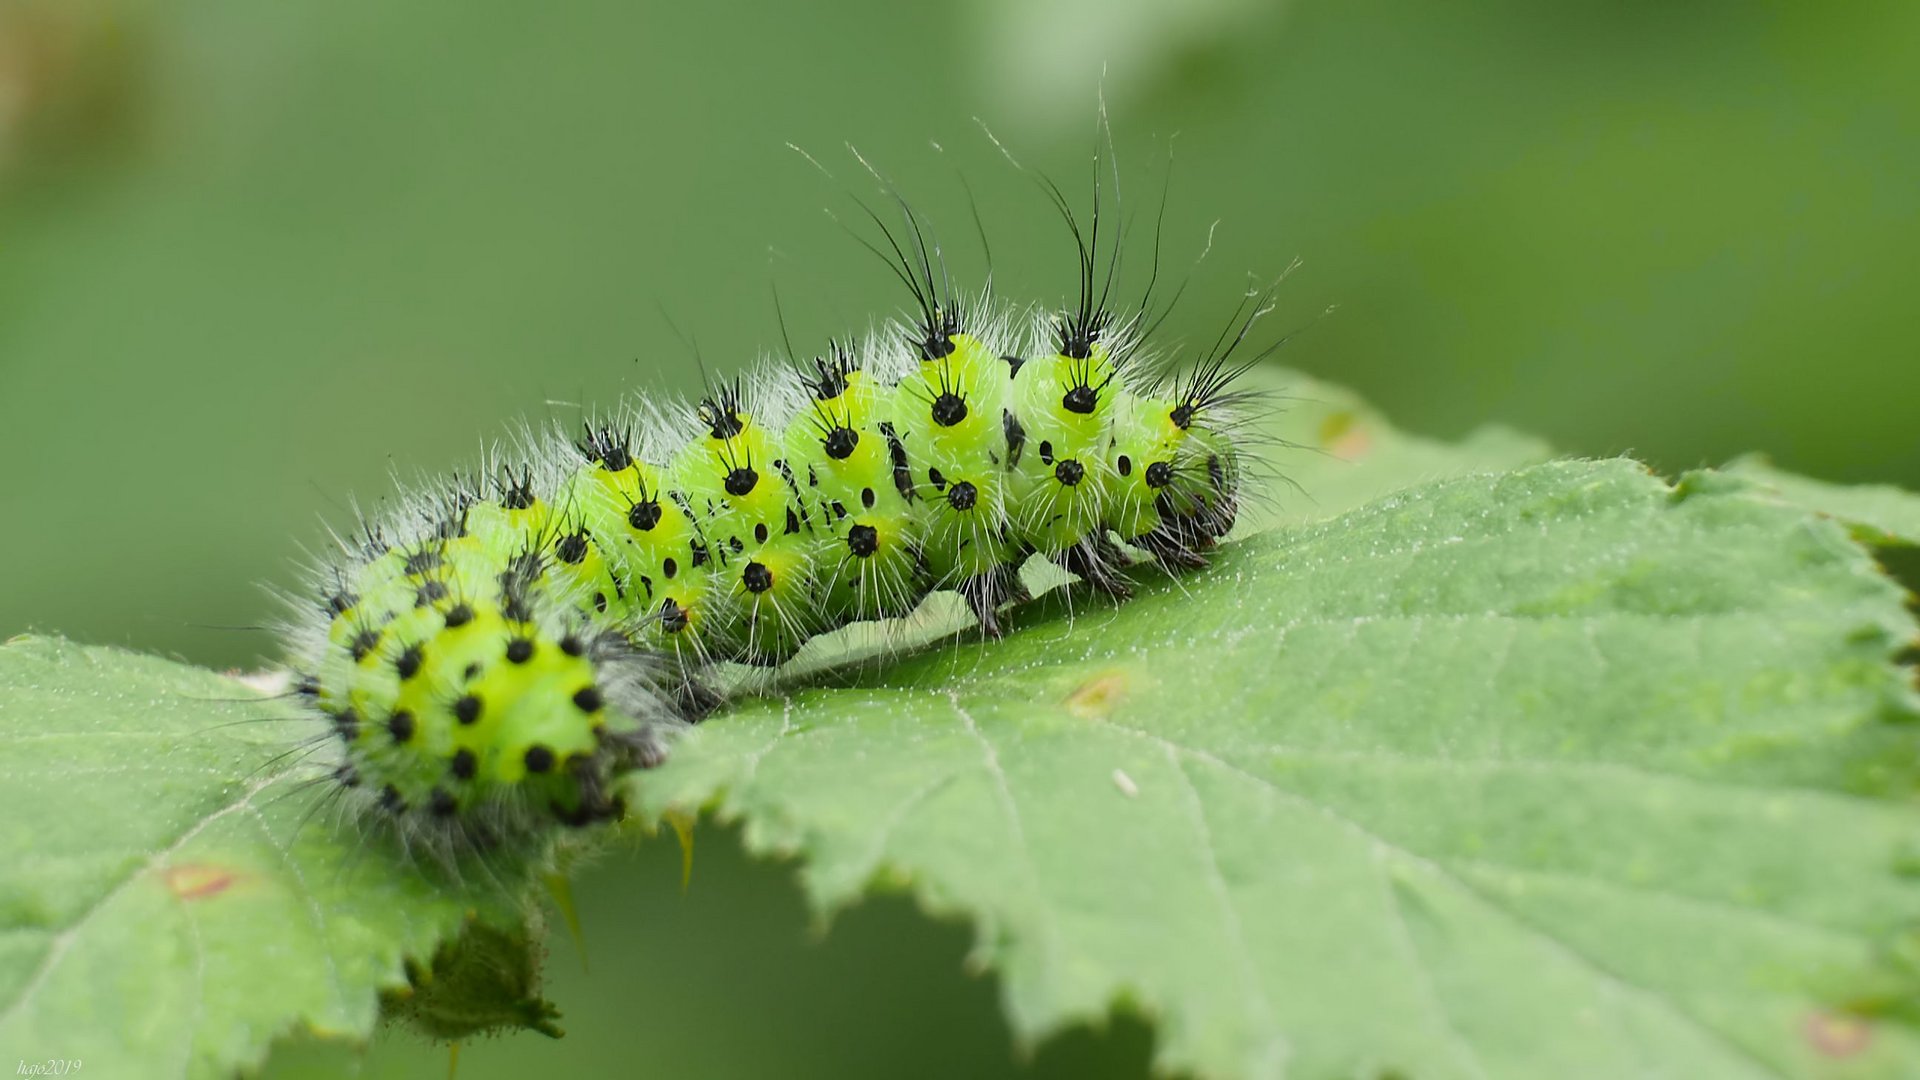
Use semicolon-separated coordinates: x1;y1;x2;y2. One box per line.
0;639;523;1078
638;461;1920;1079
1723;455;1920;548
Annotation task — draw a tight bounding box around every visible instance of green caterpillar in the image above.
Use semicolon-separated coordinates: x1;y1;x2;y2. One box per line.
281;163;1269;854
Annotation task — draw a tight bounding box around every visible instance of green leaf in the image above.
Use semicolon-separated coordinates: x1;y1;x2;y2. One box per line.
1722;455;1920;548
0;637;528;1079
1237;367;1554;530
381;916;563;1042
636;460;1920;1080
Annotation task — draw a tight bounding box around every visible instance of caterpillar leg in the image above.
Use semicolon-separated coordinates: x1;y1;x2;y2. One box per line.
672;675;727;721
551;757;631;827
1058;532;1134;600
602;725;671;771
1137;515;1217;571
959;563;1026;638
1197;488;1239;539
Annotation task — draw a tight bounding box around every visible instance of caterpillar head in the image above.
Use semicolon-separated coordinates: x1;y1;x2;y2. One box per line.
306;532;684;851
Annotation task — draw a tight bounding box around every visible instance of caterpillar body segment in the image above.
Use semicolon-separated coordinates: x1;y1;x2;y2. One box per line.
668;391;828;666
1003;340;1128;597
892;330;1030;632
553;437;726;671
779;355;930;625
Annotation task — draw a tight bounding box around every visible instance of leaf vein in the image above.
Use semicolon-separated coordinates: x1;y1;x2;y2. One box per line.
1097;720;1791;1079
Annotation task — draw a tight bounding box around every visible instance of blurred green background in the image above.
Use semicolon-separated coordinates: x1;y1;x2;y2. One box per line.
3;0;1916;1074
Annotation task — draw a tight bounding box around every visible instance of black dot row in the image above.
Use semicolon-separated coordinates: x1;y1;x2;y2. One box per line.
352;625;589;682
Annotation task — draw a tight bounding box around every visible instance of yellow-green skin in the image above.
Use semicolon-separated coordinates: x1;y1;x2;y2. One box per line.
780;368;928;623
669;408;827;665
1005;343;1123;553
555;456;726;667
894;333;1025;584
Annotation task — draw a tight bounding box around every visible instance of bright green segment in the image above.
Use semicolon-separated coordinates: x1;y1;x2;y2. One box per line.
558;456;727;659
896;333;1024;580
1005;343;1121;550
780;367;928;622
670;407;828;664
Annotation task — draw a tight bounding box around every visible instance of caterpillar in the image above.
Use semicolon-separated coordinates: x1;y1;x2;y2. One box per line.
277;147;1276;858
